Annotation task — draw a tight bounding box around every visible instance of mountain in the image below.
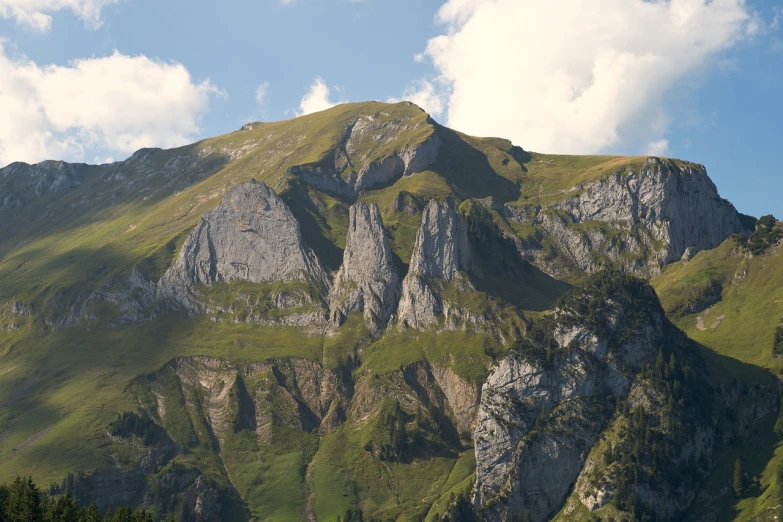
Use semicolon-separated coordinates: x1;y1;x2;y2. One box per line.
0;101;780;522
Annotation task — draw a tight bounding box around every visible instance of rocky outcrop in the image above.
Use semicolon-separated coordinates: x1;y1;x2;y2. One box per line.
430;365;482;437
95;269;158;326
147;356;348;447
506;158;747;277
0;300;33;331
397;199;473;329
161;180;328;290
473;278;664;521
555;158;745;263
286;115;440;197
0;161;83;213
158;181;329;318
684;280;723;315
474;346;632;521
407;198;472;281
347;361;472;451
183;475;221;522
329;202;399;330
392;190;425;215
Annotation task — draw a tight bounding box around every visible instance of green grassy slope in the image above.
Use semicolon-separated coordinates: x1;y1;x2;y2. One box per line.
653;232;783;375
653;224;783;520
0;101;736;520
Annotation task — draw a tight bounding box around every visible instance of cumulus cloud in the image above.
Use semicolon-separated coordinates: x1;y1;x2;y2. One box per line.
0;0;118;31
421;0;757;154
646;139;670;156
388;79;446;116
296;77;344;116
0;45;222;167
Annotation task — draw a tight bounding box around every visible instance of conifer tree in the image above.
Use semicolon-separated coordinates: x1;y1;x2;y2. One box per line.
7;476;43;522
0;484;8;520
83;503;102;522
110;505;134;522
48;493;80;522
733;458;745;498
655;348;665;381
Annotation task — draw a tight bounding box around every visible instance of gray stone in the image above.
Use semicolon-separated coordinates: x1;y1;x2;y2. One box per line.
397;198;473;329
506;159;747;278
473;306;662;521
158;180;329;311
329;202;400;330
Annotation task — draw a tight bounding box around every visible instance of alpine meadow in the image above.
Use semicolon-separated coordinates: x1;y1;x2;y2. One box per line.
0;98;780;521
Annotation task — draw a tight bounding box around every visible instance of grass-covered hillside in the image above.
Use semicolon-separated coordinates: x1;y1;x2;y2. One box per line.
653;218;783;522
0;101;772;521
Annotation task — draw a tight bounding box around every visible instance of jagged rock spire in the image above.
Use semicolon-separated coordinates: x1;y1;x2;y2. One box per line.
407;198;471;280
397;198;473;329
329;202;400;330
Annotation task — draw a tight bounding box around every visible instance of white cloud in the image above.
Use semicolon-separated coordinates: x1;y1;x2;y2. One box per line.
255;81;270;109
389;79;447;116
0;45;222;167
296;77;344;116
645;139;670;156
421;0;756;154
0;0;118;31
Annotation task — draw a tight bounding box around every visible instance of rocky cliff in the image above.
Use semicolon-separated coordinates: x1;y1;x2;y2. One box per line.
0;161;84;213
506;158;747;278
158;180;330;321
397;198;475;329
146;356;349;445
471;272;726;521
329;202;400;330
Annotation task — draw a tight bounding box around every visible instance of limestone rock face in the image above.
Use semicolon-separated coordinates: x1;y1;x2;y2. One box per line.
329;202;399;330
158;180;329;311
507;158;747;277
557;159;744;262
408;198;472;280
473;300;663;521
430;365;482;437
397;199;473;329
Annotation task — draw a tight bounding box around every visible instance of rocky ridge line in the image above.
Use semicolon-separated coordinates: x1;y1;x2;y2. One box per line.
285;113;441;197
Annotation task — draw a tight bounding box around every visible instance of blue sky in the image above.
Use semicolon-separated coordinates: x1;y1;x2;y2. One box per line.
0;0;781;218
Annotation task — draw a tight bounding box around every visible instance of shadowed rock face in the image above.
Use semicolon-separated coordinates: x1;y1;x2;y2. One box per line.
329;202;400;330
149;356;347;444
397;198;474;329
0;161;83;212
158;180;329;309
